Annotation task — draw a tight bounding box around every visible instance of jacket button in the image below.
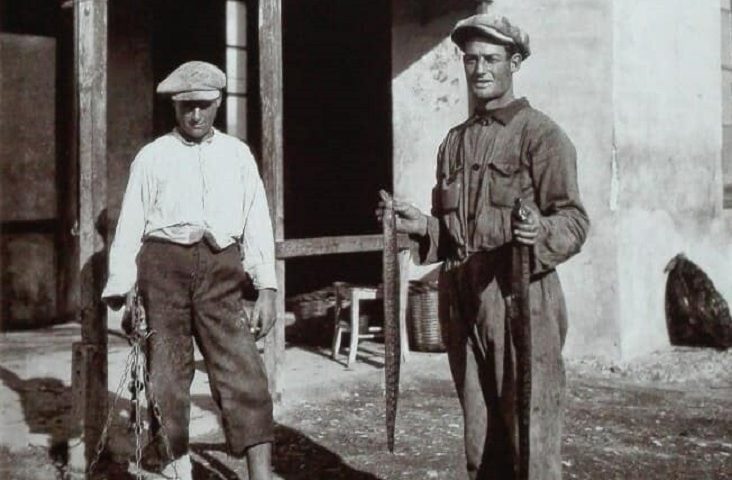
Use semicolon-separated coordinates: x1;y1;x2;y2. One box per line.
471;163;481;171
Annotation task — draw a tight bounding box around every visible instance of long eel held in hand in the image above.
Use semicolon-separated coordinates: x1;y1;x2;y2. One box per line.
382;196;401;453
510;198;532;480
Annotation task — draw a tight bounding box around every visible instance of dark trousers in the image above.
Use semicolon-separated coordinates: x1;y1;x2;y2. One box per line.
137;239;273;460
440;251;566;480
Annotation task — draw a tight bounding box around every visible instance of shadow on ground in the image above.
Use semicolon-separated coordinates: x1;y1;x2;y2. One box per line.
3;348;731;479
0;366;80;478
190;394;380;479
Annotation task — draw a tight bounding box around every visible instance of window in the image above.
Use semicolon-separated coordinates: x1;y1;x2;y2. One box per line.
722;0;732;207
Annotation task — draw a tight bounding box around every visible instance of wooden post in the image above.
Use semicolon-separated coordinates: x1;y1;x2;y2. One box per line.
69;0;109;472
258;0;285;402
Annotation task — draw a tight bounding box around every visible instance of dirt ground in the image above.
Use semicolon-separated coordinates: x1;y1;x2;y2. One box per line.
1;343;730;480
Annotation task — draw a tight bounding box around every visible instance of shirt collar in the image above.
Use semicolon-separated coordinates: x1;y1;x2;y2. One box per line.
472;97;530;126
172;127;217;146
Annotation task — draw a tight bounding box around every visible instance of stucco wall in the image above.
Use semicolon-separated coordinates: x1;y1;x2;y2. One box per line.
0;34;57;329
612;0;732;358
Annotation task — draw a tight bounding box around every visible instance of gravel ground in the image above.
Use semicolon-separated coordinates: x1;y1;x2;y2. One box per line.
1;346;730;479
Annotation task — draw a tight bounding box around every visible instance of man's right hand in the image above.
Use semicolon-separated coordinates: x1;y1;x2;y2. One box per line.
105;290;136;336
104;289;136;311
375;189;428;236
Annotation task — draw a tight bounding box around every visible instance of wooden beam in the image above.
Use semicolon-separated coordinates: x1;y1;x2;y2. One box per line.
57;3;79;328
276;234;412;259
0;219;58;235
258;0;285;402
70;0;109;470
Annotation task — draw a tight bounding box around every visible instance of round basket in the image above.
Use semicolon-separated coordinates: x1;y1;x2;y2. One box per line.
286;287;337;346
288;288;336;320
407;280;446;352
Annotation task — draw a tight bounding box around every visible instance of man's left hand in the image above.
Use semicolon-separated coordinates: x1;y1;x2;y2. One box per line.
513;206;542;246
250;288;277;340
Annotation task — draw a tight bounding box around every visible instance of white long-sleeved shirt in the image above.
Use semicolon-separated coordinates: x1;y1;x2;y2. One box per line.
102;128;277;299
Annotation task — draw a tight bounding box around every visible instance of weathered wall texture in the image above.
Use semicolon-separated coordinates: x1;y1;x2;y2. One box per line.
612;0;732;358
392;0;731;360
0;34;57;330
391;5;469;223
0;34;57;222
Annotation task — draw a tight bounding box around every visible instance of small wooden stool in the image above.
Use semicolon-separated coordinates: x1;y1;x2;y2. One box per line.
331;285;379;367
331;252;411;367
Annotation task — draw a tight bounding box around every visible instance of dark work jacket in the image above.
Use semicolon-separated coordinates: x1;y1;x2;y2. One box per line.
414;98;590;479
417;97;589;273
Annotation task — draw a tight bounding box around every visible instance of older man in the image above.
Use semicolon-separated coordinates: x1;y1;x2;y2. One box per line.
103;61;277;480
380;5;589;480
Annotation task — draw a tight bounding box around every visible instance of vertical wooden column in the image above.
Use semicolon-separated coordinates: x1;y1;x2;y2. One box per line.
258;0;285;402
57;0;79;326
70;0;109;470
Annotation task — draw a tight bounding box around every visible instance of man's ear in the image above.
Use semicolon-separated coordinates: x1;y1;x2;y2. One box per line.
215;96;223;108
510;53;522;73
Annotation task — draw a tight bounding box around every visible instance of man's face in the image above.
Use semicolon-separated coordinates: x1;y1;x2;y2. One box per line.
462;39;520;103
173;97;221;141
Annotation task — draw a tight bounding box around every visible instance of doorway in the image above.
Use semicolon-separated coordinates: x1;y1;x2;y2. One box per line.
282;0;392;295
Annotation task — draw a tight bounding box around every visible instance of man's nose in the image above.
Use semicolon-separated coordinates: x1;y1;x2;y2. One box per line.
192;108;202;121
474;57;487;74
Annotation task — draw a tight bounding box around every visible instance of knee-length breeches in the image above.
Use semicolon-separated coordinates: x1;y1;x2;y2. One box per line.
137;239;273;459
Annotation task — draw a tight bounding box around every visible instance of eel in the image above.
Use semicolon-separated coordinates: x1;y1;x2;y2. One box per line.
510;198;532;480
382;192;401;453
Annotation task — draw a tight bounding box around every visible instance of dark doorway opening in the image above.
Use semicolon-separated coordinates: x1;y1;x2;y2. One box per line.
151;0;227;137
282;0;392;296
151;0;262;153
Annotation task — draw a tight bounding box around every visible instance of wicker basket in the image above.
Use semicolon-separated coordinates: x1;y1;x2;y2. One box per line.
407;280;446;352
288;288;336;320
286;287;337;346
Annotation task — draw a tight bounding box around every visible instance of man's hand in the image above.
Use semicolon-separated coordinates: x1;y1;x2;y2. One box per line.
250;288;277;340
116;290;137;337
512;204;542;246
105;289;135;312
375;189;428;236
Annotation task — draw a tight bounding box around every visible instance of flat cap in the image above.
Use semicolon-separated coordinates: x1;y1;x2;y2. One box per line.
451;6;530;59
156;61;226;101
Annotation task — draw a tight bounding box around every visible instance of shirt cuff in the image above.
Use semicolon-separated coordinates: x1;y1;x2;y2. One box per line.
247;262;278;290
413;215;441;265
101;272;136;302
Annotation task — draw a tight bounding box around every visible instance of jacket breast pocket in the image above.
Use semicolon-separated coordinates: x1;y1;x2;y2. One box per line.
488;161;523;207
438;171;463;213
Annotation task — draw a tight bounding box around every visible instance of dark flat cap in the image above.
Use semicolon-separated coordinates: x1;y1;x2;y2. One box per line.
156;61;226;101
451;11;530;59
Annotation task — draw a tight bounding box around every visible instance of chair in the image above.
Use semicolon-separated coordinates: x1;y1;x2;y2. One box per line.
331;251;411;367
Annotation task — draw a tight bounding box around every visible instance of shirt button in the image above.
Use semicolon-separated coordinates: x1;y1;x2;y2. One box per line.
471;163;481;171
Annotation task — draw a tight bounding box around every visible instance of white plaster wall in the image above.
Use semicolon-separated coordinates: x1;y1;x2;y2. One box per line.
392;9;471;281
613;0;731;358
392;13;469;215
